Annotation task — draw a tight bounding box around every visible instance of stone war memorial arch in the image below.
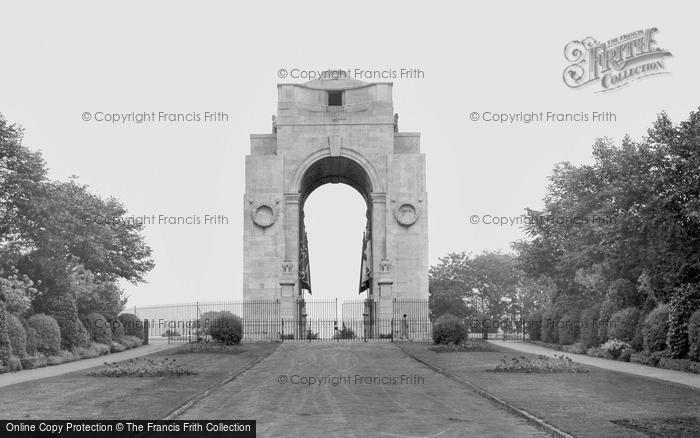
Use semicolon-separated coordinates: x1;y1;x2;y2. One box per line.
243;73;429;340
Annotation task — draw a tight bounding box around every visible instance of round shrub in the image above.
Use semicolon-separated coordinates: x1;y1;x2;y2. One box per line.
82;313;112;345
118;313;144;340
608;307;641;342
209;312;243;345
540;307;560;344
110;319;125;339
580;306;601;348
619;348;632;362
598;279;638;341
557;313;580;345
642;304;669;353
47;294;90;349
597;302;613;342
630;322;645;352
20;317;38;356
688;309;700;361
432;314;467;345
0;303;11;366
0;270;36;315
667;283;700;358
7;313;27;357
198;311;224;337
601;338;631;359
527;309;544;341
28;314;61;355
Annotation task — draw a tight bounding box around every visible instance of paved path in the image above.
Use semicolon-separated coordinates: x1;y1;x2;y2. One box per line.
489;340;700;390
0;339;179;388
176;343;549;437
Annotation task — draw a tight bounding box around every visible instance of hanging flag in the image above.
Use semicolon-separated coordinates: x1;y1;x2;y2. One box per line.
359;216;372;293
299;219;312;294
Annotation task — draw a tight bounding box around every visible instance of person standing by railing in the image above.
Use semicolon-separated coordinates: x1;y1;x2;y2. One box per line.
400;314;409;340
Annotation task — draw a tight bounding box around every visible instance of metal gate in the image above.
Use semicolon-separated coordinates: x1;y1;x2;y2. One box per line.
282;298;431;342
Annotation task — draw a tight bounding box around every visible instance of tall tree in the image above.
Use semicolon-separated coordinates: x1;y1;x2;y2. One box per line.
0;115;47;260
0;113;154;308
516;109;700;308
429;251;530;320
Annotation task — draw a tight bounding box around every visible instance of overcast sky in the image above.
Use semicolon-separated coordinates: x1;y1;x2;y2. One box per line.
1;1;699;307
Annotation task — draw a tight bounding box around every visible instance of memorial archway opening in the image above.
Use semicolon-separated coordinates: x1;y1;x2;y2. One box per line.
242;75;429;339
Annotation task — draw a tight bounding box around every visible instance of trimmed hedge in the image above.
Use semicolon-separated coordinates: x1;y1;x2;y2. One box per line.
110;319;125;339
7;313;27;357
688;309;700;361
598;279;638;342
527;309;544;341
557;312;580;345
28;314;62;355
199;311;223;337
630;323;644;352
608;307;641;343
82;312;112;345
0;303;11;366
25;324;38;356
209;312;243;345
47;294;89;349
580;307;601;348
667;283;700;358
541;307;560;344
432;314;467;345
118;313;144;340
642;304;669;353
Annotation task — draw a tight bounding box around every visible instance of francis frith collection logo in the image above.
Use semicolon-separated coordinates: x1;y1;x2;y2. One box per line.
563;28;672;92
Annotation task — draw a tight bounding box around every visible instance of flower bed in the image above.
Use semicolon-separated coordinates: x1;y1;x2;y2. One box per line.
89;357;195;378
493;354;590;373
526;338;700;374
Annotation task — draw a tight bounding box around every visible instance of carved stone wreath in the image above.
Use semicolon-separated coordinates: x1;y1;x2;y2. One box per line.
250;199;280;228
392;200;421;226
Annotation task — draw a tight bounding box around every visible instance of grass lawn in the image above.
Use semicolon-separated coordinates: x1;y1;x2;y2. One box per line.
399;342;700;438
0;342;279;420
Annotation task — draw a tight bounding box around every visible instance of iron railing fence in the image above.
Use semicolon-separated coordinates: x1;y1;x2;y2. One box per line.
341;299;376;321
462;316;529;341
281;318;433;342
126;299;281;338
297;299;338;321
160;318;523;343
165;319;283;343
123;298;532;343
392;298;431;325
163;318;433;343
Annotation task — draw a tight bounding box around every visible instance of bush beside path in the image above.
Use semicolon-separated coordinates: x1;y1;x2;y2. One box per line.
491;340;700;389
